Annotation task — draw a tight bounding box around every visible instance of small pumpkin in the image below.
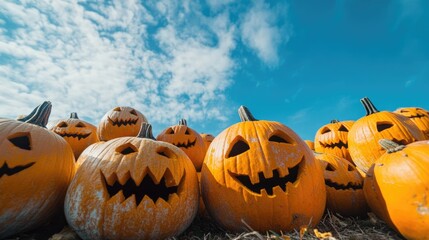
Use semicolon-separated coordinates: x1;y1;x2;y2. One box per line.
200;133;215;154
364;139;429;240
49;112;99;159
314;120;354;162
97;106;148;141
65;123;198;240
304;140;314;150
395;107;429;139
0;102;75;238
157;119;206;171
348;97;425;174
201;106;326;232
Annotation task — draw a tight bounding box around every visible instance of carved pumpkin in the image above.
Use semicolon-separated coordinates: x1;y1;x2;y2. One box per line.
0;102;75;238
304;140;314;150
314;120;354;162
364;139;429;240
200;133;215;154
49;112;99;159
315;152;368;217
97;106;148;141
201;106;326;232
348;97;425;174
65;123;198;240
157;119;206;171
395;107;429;140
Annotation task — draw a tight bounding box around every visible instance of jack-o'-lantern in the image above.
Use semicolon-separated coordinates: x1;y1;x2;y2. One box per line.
348;97;425;174
364;139;429;240
0;102;75;238
97;106;148;141
315;152;368;217
314;120;354;162
65;123;199;240
200;133;215;154
395;107;429;139
49;112;99;159
157;119;206;171
201;106;326;232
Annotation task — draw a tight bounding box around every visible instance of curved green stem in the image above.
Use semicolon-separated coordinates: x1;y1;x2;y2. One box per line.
18;101;52;128
238;105;258;122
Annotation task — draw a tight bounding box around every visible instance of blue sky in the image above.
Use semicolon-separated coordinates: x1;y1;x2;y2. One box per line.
1;0;428;141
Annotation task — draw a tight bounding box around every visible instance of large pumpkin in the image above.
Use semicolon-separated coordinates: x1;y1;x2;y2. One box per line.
348;97;425;174
364;139;429;240
157;119;206;171
200;133;215;154
65;123;199;240
314;120;354;162
49;112;99;159
201;106;326;232
395;107;429;140
97;106;148;141
0;102;75;238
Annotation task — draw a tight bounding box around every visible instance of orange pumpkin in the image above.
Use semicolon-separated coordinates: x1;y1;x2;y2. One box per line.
348;97;425;174
314;120;354;162
49;112;99;159
157;119;206;171
0;102;75;238
65;123;198;240
97;106;148;141
201;106;326;232
315;153;368;217
395;107;429;139
364;139;429;240
200;133;215;154
304;140;314;150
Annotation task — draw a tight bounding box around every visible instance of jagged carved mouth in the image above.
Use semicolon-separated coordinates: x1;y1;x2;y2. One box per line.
173;138;196;149
410;114;426;119
56;132;91;140
108;117;138;127
101;169;184;206
320;140;348;149
228;162;301;196
325;179;362;190
0;162;35;178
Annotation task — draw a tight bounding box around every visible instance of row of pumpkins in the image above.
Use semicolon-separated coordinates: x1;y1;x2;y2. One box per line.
0;97;428;239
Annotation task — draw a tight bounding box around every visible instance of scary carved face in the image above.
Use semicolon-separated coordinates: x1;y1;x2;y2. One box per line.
314;120;354;162
97;106;148;141
395;107;429;139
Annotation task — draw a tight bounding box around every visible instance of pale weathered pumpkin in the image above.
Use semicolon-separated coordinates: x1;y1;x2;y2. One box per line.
314;120;354;162
157;119;206;171
315;152;368;217
97;106;148;141
395;107;429;140
201;106;326;232
348;97;425;174
0;102;75;238
65;123;199;240
200;133;215;154
364;139;429;240
49;112;99;159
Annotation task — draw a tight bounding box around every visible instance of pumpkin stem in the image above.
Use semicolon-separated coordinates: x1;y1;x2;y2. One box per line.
70;112;79;119
379;139;406;153
137;122;155;140
18;101;52;128
238;105;258;122
330;119;339;123
178;119;187;126
360;97;379;116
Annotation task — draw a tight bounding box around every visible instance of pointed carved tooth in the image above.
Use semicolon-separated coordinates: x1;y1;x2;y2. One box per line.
117;171;131;185
148;166;166;185
138;195;155;210
164;168;177;187
104;172;118;186
249;173;260;185
155;197;172;210
132;166;148;186
260;189;269;197
168;193;180;206
121;194;137;209
277;167;288;178
263;169;273;179
108;190;125;204
273;186;285;196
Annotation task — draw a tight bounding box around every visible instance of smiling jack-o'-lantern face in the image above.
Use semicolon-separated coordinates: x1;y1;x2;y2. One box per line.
97;106;148;141
314;120;354;162
157;119;206;171
201;106;326;232
65;123;198;240
0;102;75;239
395;107;429;139
49;112;98;159
315;152;368;217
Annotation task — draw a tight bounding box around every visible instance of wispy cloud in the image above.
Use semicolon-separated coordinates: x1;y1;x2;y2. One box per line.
405;79;416;88
287;107;311;123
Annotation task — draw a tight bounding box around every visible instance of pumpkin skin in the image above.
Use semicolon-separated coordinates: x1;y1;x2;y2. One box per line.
314;120;354;162
315;153;368;217
97;106;148;141
0;102;75;238
49;112;99;159
157;119;206;171
65;123;199;240
201;106;326;232
348;97;425;174
200;133;215;154
364;139;429;240
395;107;429;140
304;140;314;150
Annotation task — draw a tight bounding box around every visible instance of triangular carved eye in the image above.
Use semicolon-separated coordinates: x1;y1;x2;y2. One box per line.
269;135;291;144
338;125;348;132
227;138;250;158
58;122;68;128
347;164;354;171
166;128;174;134
185;129;190;135
8;132;31;150
116;143;138;155
130;109;137;116
156;146;176;159
325;163;336;171
377;122;394;132
76;122;86;128
321;127;331;134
